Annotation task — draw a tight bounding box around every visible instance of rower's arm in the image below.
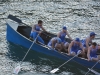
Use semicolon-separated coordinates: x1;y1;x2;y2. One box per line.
87;47;91;61
41;26;46;31
86;38;90;48
68;41;73;55
57;32;61;37
66;31;73;40
80;43;85;53
51;40;55;49
89;40;92;45
98;45;100;50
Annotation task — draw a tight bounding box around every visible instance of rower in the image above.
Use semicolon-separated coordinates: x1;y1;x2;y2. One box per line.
81;32;97;52
87;42;100;61
30;20;46;44
57;26;73;52
47;37;62;51
68;38;85;57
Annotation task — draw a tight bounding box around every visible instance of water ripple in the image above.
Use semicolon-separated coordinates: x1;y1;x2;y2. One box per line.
0;0;100;75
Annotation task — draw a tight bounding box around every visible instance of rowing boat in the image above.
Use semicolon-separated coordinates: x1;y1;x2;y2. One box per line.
6;15;100;69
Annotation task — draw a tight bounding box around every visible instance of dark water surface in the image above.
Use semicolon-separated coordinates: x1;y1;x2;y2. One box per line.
0;0;100;75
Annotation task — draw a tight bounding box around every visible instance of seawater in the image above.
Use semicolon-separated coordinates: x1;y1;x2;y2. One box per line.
0;0;100;75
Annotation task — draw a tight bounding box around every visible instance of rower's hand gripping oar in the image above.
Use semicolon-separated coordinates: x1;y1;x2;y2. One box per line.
85;60;100;75
13;34;39;74
8;14;28;26
50;50;81;73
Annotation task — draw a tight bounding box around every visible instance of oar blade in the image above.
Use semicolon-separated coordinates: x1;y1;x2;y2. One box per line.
13;65;21;74
50;68;59;73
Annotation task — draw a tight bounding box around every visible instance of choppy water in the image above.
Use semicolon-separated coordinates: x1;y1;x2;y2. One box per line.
0;0;100;75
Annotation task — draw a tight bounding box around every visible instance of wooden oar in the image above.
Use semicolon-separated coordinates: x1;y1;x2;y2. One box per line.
85;60;100;75
50;50;81;73
13;34;39;74
88;68;100;75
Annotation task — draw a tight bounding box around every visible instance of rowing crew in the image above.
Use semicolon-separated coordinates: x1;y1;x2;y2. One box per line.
30;20;100;62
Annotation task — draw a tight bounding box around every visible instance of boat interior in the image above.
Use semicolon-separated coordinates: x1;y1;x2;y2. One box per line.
17;25;71;45
17;25;100;58
17;25;54;44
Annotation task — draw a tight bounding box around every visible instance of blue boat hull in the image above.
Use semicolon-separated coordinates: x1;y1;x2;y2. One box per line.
6;22;100;70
